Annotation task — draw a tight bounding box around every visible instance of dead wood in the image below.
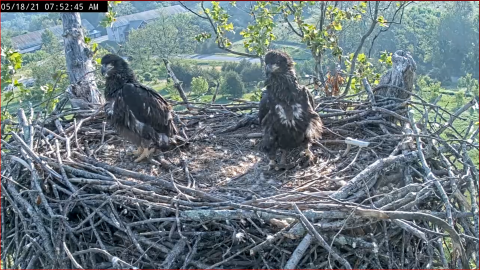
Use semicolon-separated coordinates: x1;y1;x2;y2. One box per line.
1;66;478;269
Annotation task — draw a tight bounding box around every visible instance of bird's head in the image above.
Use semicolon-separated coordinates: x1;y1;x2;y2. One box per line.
264;50;294;77
100;54;128;77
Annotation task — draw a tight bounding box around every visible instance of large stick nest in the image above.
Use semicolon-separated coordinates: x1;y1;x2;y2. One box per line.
2;59;479;269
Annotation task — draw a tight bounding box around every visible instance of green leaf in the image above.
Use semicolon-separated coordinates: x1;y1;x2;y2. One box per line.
84;37;91;44
358;53;366;63
4;91;14;100
332;21;342;31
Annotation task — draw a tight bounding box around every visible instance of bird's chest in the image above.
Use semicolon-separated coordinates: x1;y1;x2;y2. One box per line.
272;102;304;128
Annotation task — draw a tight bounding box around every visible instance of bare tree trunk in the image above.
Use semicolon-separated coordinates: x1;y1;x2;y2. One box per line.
61;13;104;108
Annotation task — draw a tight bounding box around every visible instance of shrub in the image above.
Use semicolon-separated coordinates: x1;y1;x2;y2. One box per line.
221;71;245;98
143;72;153;81
191;76;209;97
241;65;264;83
170;62;203;87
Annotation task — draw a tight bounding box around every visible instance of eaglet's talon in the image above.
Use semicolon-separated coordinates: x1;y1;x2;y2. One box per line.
275;150;291;170
129;146;143;157
262;159;276;171
301;148;317;167
134;148;155;163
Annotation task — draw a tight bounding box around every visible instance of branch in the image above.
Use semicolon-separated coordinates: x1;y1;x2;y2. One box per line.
178;1;208;19
162;58;192;111
342;1;380;96
193;1;258;58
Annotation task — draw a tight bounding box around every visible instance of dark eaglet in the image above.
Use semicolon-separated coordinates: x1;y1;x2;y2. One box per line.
258;50;323;170
100;54;184;162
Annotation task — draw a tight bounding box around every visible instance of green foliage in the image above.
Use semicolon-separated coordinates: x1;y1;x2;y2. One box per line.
125;14;199;62
112;1;137;16
169;61;221;89
220;70;245;98
190;76;209;97
249;84;264;102
143;72;153;82
221;59;263;84
379;51;393;67
1;48;30;118
41;29;62;54
30;54;67;89
458;73;479;96
100;1;122;27
455;90;465;108
164;81;181;101
239;1;276;55
201;1;235;48
240;65;264;84
417;75;442;102
170;62;203;87
345;52;379;93
28;14;59;32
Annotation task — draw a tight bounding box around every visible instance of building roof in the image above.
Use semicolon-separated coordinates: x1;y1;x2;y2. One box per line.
110;5;187;28
11;25;63;50
11;19;95;50
128;20;145;30
81;19;95;32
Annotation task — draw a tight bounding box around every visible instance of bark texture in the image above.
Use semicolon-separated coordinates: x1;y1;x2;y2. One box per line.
61;12;104;108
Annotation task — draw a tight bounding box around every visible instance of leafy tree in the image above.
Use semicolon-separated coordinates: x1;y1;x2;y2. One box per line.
41;29;62;54
184;1;411;96
1;48;30;111
112;1;138;16
455;90;465;109
0;29;14;48
28;14;59;32
125;13;200;63
241;65;264;84
143;72;153;81
30;53;68;89
22;50;49;65
190;76;209;97
221;71;245;98
458;73;479;96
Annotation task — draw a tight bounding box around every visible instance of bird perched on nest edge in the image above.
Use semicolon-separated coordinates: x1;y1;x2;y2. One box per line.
100;54;181;162
258;50;323;170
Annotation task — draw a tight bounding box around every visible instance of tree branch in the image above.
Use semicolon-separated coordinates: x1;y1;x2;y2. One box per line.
342;1;380;96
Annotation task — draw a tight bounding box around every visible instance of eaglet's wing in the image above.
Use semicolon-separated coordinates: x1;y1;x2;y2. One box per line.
304;86;316;110
118;83;176;136
258;89;270;126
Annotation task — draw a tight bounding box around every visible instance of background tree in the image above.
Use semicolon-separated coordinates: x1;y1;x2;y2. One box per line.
183;1;412;96
221;70;245;98
40;29;62;54
112;1;138;16
190;76;209;97
125;13;200;62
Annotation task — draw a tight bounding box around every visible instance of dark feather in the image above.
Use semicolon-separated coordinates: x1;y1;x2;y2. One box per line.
101;54;179;150
258;89;269;125
259;50;323;159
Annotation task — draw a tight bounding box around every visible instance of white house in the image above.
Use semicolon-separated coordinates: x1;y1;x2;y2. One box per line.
106;5;187;43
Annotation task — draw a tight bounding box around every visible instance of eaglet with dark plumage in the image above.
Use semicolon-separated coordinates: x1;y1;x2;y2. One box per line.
100;54;181;162
258;50;323;170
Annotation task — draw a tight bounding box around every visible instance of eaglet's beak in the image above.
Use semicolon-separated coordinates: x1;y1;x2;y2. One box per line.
265;64;278;77
100;64;107;76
